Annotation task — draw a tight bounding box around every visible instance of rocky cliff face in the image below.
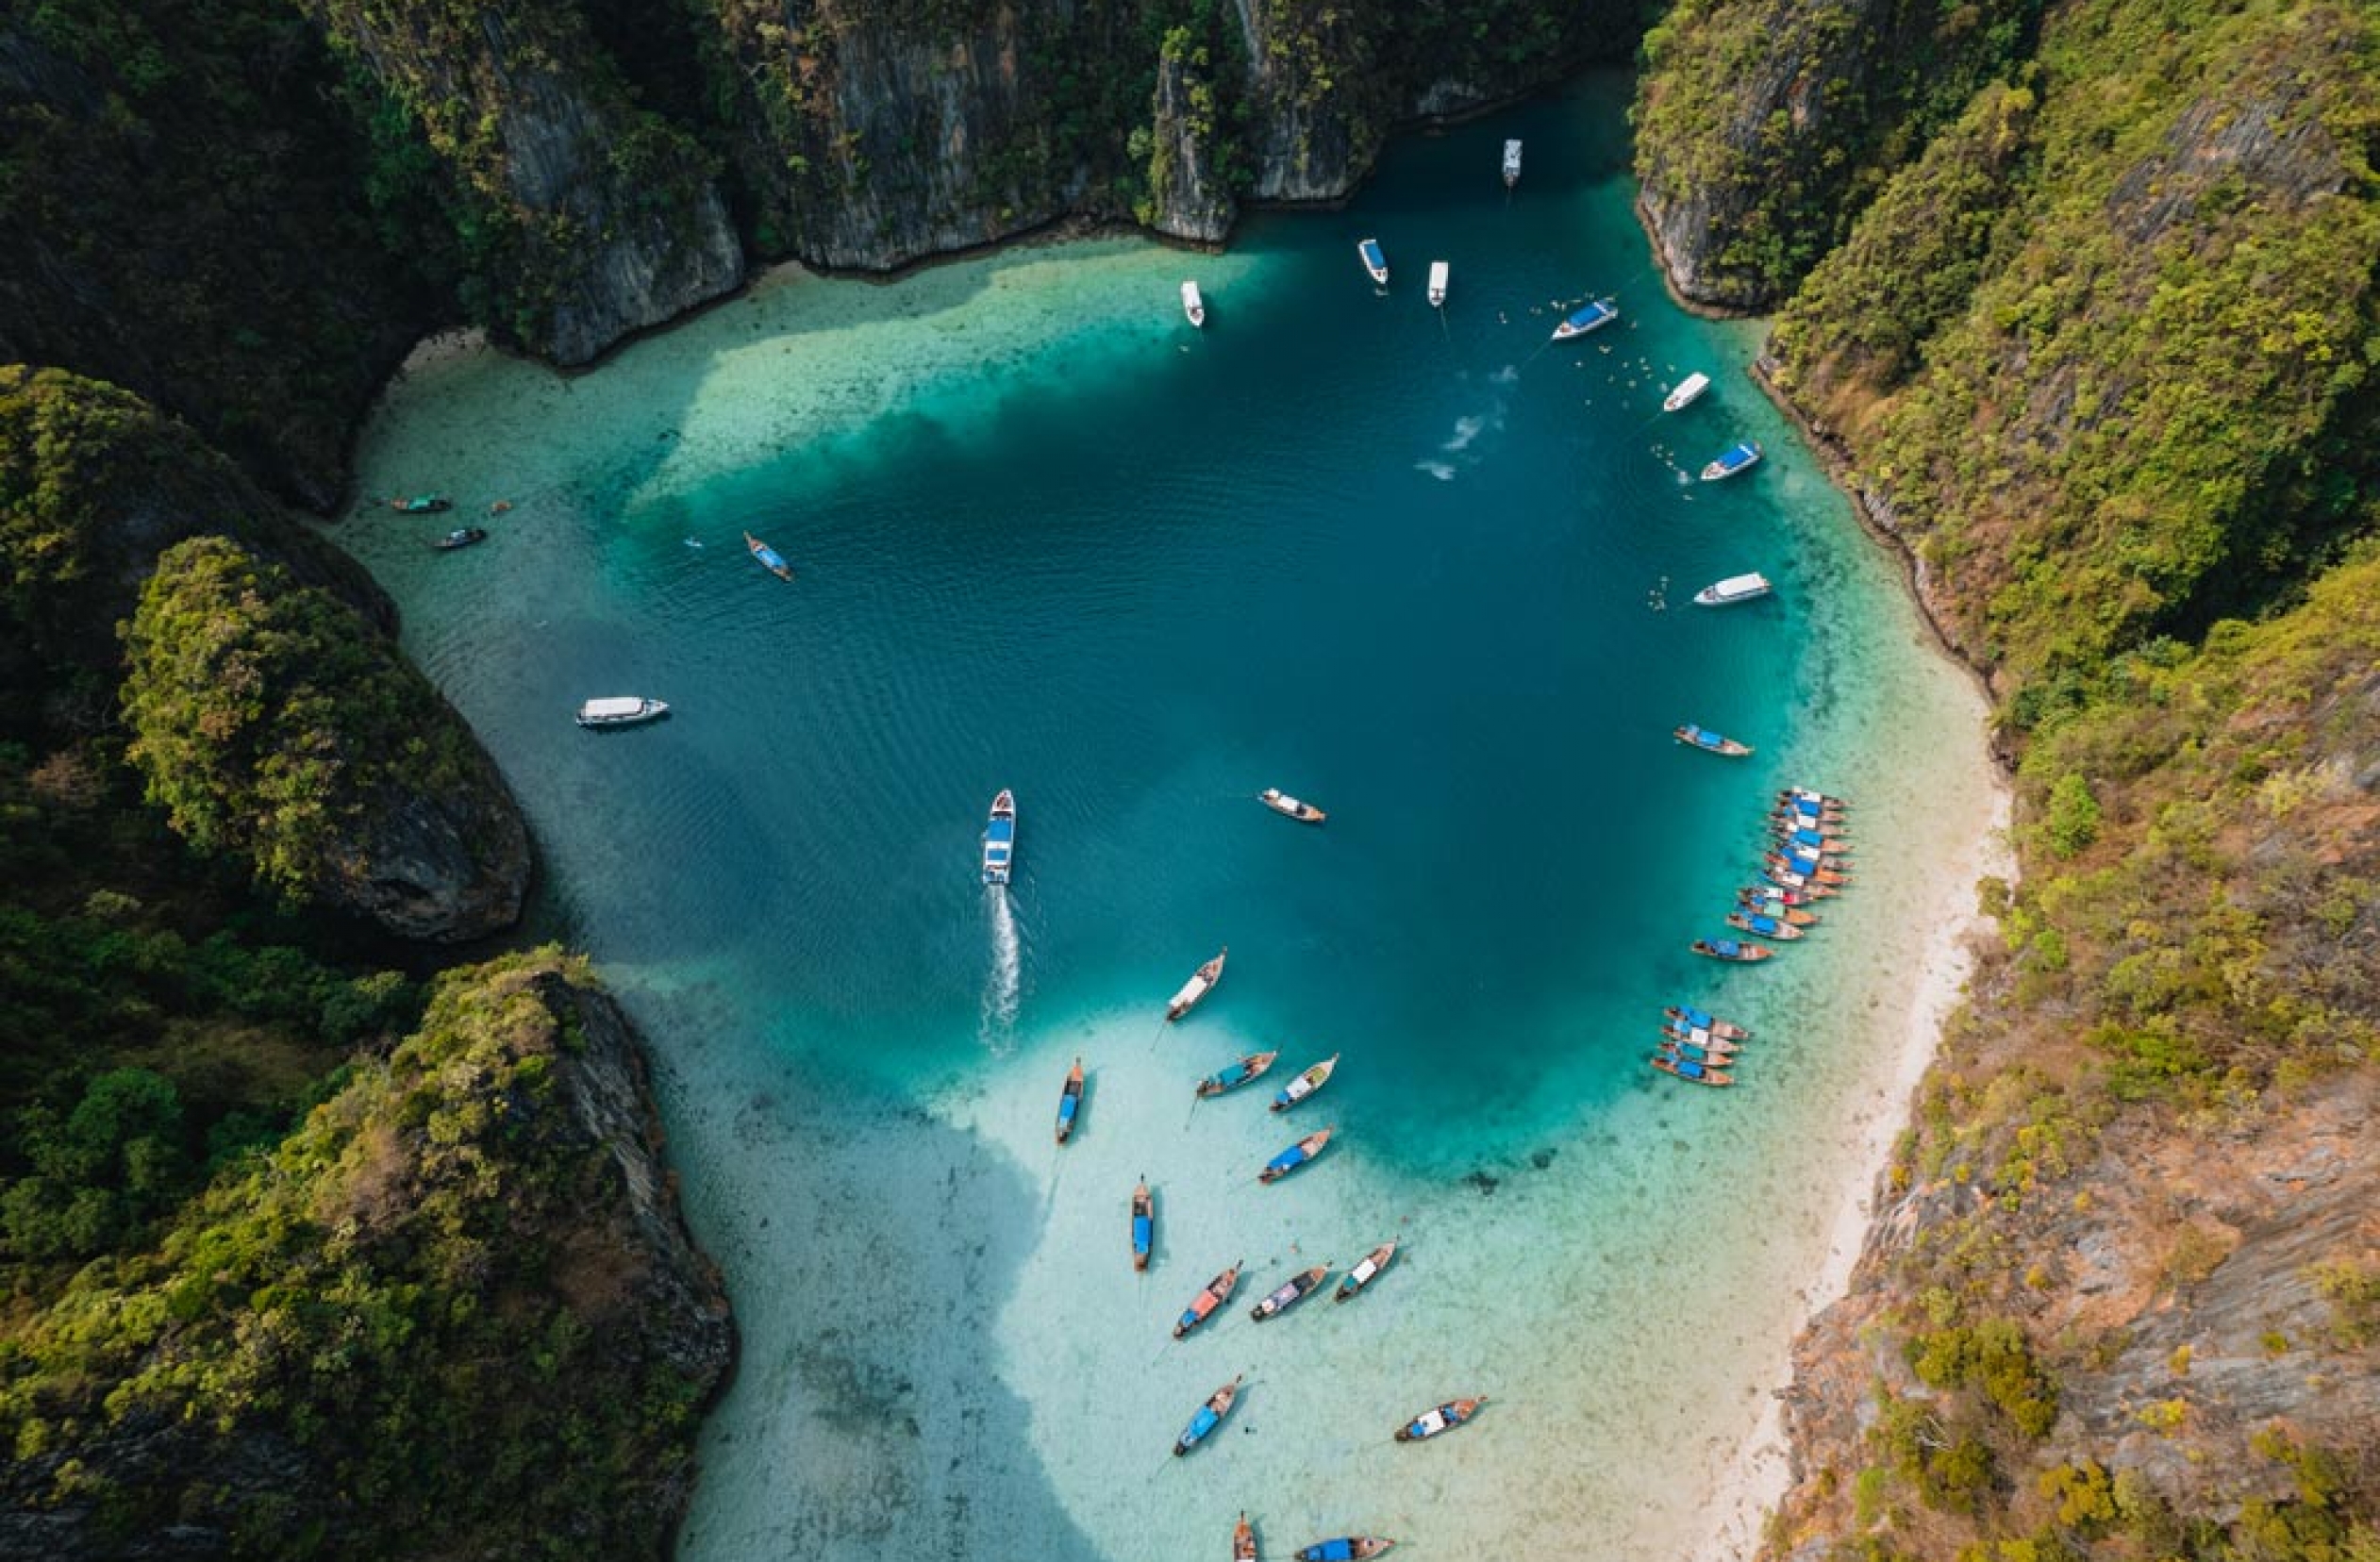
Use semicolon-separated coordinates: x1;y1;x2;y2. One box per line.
1142;36;1236;241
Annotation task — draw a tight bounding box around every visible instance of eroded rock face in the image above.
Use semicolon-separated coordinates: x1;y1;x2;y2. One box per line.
347;756;533;944
1144;43;1235;242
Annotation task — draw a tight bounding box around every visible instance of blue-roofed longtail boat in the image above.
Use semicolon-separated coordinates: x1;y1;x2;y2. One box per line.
1673;723;1753;756
1663;1005;1752;1040
1726;911;1805;942
1195;1051;1279;1100
1173;1262;1243;1338
1131;1179;1155;1271
1780;787;1851;811
1764;864;1841;896
1699;440;1764;481
1691;938;1774;963
1773;825;1854;856
1294;1537;1396;1560
1550;298;1619;341
1737;890;1820;926
1173;1375;1242;1455
1742;881;1823;909
743;530;794;580
1054;1057;1085;1145
1259;1125;1335;1184
1357;237;1389;285
982;789;1016;885
1250;1262;1331;1321
1660;1032;1739;1064
1335;1240;1398;1302
1766;852;1853;886
1651;1052;1736;1087
1394;1395;1487;1442
1235;1513;1258;1562
1270;1053;1340;1112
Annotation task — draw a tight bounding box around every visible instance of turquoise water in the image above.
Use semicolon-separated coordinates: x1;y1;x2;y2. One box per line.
346;75;1998;1562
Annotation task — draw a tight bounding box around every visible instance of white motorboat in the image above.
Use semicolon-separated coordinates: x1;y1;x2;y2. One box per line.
1551;299;1619;341
1181;279;1206;327
574;697;670;729
1663;372;1711;411
1691;572;1773;607
1427;261;1449;308
1503;139;1523;188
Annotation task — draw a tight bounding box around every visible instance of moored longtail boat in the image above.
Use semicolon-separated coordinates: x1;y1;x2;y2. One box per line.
1259;788;1327;823
1250;1262;1332;1321
1054;1058;1086;1145
1174;1375;1243;1455
1132;1180;1155;1271
1394;1396;1487;1442
1259;1125;1335;1184
1691;939;1774;963
1766;852;1853;886
1773;826;1854;856
1173;1262;1243;1338
1235;1513;1258;1562
1650;1053;1735;1087
743;530;795;581
1271;1053;1340;1112
389;494;452;514
1661;1034;1739;1065
1737;891;1820;926
1663;1005;1752;1040
1779;787;1851;810
1294;1537;1396;1561
1763;865;1841;897
1658;1024;1742;1057
1336;1240;1398;1302
1726;911;1805;942
1168;948;1228;1021
1196;1052;1279;1099
1741;882;1822;909
1673;723;1753;756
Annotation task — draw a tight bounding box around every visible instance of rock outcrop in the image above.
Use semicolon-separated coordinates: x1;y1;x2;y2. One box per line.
1142;34;1236;242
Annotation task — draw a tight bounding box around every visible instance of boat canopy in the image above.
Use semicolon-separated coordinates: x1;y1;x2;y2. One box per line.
581;697;650;720
1712;573;1769;596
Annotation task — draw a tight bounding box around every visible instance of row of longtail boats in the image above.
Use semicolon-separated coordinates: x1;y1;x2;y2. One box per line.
1656;786;1856;1088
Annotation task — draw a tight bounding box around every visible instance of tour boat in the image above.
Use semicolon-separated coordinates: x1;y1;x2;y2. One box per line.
1726;911;1805;942
1335;1240;1398;1302
743;530;794;580
1250;1263;1332;1321
1503;139;1523;187
1691;939;1775;963
1259;1125;1334;1184
574;697;670;729
1270;1053;1340;1112
1173;1262;1244;1338
1236;1514;1258;1562
1662;1005;1751;1040
1736;891;1819;926
1182;279;1207;328
1131;1180;1155;1271
1054;1057;1086;1145
1294;1537;1395;1561
389;494;451;514
1427;261;1449;308
1700;441;1763;481
981;789;1016;886
1394;1396;1486;1442
1650;1053;1735;1087
1167;948;1227;1021
1551;299;1619;341
1357;238;1390;285
1663;372;1711;411
1173;1376;1242;1455
1259;788;1327;823
1195;1052;1279;1099
1673;723;1753;756
430;525;487;551
1691;572;1771;607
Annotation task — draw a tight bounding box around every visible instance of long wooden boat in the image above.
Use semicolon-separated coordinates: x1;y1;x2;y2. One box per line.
1658;1022;1742;1055
1551;299;1619;341
1394;1395;1487;1443
1726;911;1806;942
389;494;452;514
1235;1513;1258;1562
1699;440;1763;481
1168;948;1227;1021
1258;1125;1334;1184
1294;1537;1396;1561
1662;1005;1752;1041
1651;1052;1735;1087
982;789;1017;886
1736;892;1820;926
743;530;795;581
1662;372;1710;411
1779;787;1851;810
1131;1180;1155;1271
1691;939;1774;963
1357;237;1389;285
1335;1240;1398;1302
1271;1053;1340;1112
431;525;487;551
1673;723;1753;757
1771;806;1850;834
1173;1375;1242;1455
1195;1051;1279;1100
1173;1262;1243;1339
1250;1262;1332;1321
1660;1034;1739;1065
1054;1057;1086;1145
1259;788;1327;823
574;696;670;729
1762;865;1841;896
1740;882;1822;909
1765;852;1853;886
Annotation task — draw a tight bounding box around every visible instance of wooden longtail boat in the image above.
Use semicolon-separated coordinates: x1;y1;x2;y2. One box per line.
1673;723;1753;756
1294;1537;1396;1561
1054;1057;1086;1145
1662;1005;1752;1040
1650;1053;1735;1087
1271;1053;1340;1112
1736;891;1820;926
430;525;486;551
1726;911;1806;942
1394;1395;1487;1442
1168;948;1228;1021
389;494;452;514
1196;1052;1279;1099
1335;1241;1398;1302
1259;1126;1335;1184
1235;1513;1258;1562
1658;1026;1741;1059
1762;866;1841;897
1174;1376;1242;1455
1132;1180;1155;1271
1173;1262;1243;1338
1741;882;1823;908
1765;853;1853;886
1259;787;1327;823
743;530;794;581
1691;939;1775;963
1250;1263;1332;1321
1779;787;1851;810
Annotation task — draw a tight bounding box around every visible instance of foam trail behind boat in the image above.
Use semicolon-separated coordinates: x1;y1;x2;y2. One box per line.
980;886;1022;1049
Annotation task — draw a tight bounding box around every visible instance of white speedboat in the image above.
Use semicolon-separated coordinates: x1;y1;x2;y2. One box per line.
1503;139;1523;188
1427;261;1449;308
1663;372;1711;411
1357;238;1389;285
982;789;1016;885
574;697;669;729
1692;573;1772;607
1551;299;1619;341
1700;440;1764;481
1181;279;1206;328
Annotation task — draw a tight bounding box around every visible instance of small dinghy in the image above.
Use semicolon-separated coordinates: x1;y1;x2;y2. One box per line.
1427;261;1449;308
1195;1052;1279;1099
1294;1537;1395;1561
1692;939;1775;963
1054;1057;1086;1145
574;696;670;729
1259;788;1327;823
389;494;452;514
1173;1375;1242;1455
1662;372;1711;411
1651;1053;1735;1087
1663;1005;1752;1040
1357;238;1389;285
1250;1262;1331;1321
1700;441;1764;481
1182;279;1207;328
1736;891;1820;926
1394;1396;1487;1443
1173;1262;1243;1338
1673;723;1753;756
1503;138;1523;188
982;789;1016;886
1692;572;1771;607
1131;1179;1155;1271
1335;1240;1398;1302
431;525;487;551
1168;948;1227;1021
1551;299;1619;341
1727;911;1806;942
1235;1514;1258;1562
743;530;795;580
1259;1125;1334;1184
1270;1053;1339;1112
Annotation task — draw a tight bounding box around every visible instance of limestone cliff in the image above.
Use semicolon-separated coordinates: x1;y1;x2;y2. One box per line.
1141;29;1237;241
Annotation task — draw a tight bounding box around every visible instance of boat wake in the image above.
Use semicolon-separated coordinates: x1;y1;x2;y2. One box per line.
981;886;1023;1049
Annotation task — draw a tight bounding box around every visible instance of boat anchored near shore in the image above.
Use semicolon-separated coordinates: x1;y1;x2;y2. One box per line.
743;530;795;579
1427;261;1449;308
1552;299;1619;341
1181;279;1206;328
1167;948;1227;1021
1699;441;1763;481
1692;573;1771;607
1357;237;1389;286
574;696;669;729
1662;372;1711;411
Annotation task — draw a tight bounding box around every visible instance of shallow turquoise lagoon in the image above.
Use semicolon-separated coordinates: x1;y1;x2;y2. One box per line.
346;75;1998;1562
